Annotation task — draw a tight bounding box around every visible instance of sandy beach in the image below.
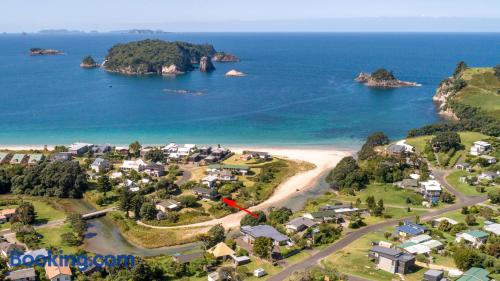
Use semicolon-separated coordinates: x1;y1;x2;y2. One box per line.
138;146;353;230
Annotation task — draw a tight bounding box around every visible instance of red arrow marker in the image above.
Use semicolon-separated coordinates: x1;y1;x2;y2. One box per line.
222;198;258;218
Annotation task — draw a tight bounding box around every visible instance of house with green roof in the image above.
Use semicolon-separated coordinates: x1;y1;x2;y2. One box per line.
457;267;490;281
455;230;489;248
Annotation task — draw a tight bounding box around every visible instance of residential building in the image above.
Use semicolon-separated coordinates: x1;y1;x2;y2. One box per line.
455;230;489;248
0;242;25;258
202;175;218;188
19;248;49;263
407;234;432;244
198;146;212;156
139;147;153;158
456;162;473;172
480;155;497;164
144;163;165;177
419;180;442;204
478;171;499;181
45;264;72;281
218;170;237;181
0;209;16;223
240;225;291;246
433;217;458;226
91;144;111;155
162;143;178;153
0;152;10;164
6;267;36;281
90;158;110;173
368;246;415;274
470;141;491;156
386;144;407;157
231;255;251;266
10;154;27;165
69;142;92;156
243;151;272;160
123;179;139;192
192;187;219;200
207;242;235;259
423;269;444;281
396;179;419;189
155;199;180;212
285;217;317;233
457;267;491;281
395;140;415;153
120;159;148;172
253;268;266;277
483;221;500;235
114;146;129;156
27;154;43;165
396;221;428;239
52;152;72;161
208;272;220;281
208;164;249;175
188;153;203;163
303;210;336;223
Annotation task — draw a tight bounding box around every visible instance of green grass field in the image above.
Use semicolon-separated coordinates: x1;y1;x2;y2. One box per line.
37;223;77;254
445;170;485;196
457;68;500;119
334;183;425;207
0;196;66;230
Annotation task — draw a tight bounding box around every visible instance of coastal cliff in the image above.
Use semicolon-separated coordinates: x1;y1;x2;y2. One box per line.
355;69;421;88
433;77;460;119
30;48;63;55
212;52;239;62
102;39;235;76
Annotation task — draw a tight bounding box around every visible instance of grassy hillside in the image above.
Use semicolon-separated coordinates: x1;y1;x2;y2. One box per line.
455;67;500;120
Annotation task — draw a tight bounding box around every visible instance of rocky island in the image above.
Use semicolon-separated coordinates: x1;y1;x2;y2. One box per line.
29;48;64;55
80;56;100;68
225;69;246;77
355;68;421;88
102;39;237;76
212;52;240;62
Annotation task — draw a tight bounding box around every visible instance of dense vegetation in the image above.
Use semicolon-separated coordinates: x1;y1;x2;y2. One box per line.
494;64;500;80
371;68;396;81
103;39;217;74
431;131;462;152
81;55;97;66
10;160;88;198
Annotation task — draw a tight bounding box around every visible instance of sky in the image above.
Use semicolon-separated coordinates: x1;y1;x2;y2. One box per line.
1;0;500;32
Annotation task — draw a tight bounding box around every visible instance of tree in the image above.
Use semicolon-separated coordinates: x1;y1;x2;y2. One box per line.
119;188;134;217
289;265;342;281
97;175;112;196
431;131;462;152
268;207;292;225
440;191;455;203
461;206;469;214
66;213;88;237
453;61;468;78
61;232;82;246
326;156;368;190
206;224;225;248
371;68;396;81
81;56;97;66
358;132;390;161
253;237;273;259
139;201;157;220
240;211;266;226
438;220;452;232
365;196;376;209
15;202;36;225
487;189;500;204
0;168;13;194
129;141;142;157
178;195;199;208
313;224;342;245
145;149;165;163
465;214;476;226
453;247;484;270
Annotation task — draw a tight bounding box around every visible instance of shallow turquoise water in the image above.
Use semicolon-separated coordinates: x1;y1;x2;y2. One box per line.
1;33;499;148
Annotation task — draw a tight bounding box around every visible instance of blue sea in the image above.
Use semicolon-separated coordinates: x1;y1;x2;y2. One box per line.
1;33;499;148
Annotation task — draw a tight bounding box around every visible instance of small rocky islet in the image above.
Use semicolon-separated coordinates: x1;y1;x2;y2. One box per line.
80;56;100;68
355;68;421;88
29;48;64;55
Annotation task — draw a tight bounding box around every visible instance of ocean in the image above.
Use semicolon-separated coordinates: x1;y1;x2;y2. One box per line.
1;32;499;148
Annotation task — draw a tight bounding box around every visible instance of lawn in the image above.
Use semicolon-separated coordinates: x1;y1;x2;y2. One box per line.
37;223;78;254
334;183;425;207
0;196;66;230
445;170;486;196
457;68;500;120
406;136;433;154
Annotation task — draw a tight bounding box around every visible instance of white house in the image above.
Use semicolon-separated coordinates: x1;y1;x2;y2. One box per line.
419;180;442;204
156;199;180;212
455;230;489;248
202;175;218;188
69;142;92;156
470;141;491;156
123;179;140;192
90;158;110;173
483;221;500;235
120;159;148;172
478;171;499;181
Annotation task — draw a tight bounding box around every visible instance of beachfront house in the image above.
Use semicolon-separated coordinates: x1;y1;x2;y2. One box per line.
7;268;36;281
90;158;110;173
455;230;489;248
240;225;291;246
457;267;491;281
470;141;491;156
45;264;72;281
91;144;111;155
114;146;129;156
208;164;249;175
27;154;44;165
155;199;180;213
433;217;458;226
143;163;165;177
285;217;317;233
243;150;272;160
207;242;235;260
0;208;16;223
52;152;72;161
0;152;10;164
419;180;442;204
396;221;428;239
386;144;407;158
368;246;415;274
10;154;27;165
120;159;148;172
69;142;92;156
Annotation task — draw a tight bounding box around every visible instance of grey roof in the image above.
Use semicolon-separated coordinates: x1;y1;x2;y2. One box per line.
370;245;401;257
92;157;108;166
310;210;337;219
241;225;289;242
425;269;444;277
286;217;317;228
320;204;351;211
402;179;419;187
192;186;217;195
7;268;36;280
387;144;406;154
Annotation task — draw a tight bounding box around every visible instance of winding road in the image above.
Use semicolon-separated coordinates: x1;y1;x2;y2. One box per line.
267;168;488;281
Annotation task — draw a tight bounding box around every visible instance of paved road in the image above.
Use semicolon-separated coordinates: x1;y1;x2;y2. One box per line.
268;168;487;281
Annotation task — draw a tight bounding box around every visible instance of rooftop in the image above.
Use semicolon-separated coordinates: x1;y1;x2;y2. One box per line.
241;225;289;242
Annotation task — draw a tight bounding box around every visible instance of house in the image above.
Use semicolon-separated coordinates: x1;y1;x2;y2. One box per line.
177;147;191;157
202;175;218;188
114;146;129;156
120;159;148;172
218;170;237;181
396;221;428;239
139;147;153;158
419;180;442;204
192;186;219;200
483;221;500;235
198;146;212;156
52;152;72;161
208;164;249;175
402;243;431;255
155;199;180;212
0;242;25;258
10;154;27;165
368;246;415;274
470;141;491;156
480;155;497;164
457;267;491;281
421;240;443;251
45;264;72;281
407;234;432;244
396;140;415;153
69;142;92;156
423;269;444;281
397;179;419;189
231;255;251;266
478;171;499;181
386;144;407;157
188;153;203;163
433;217;458;226
123;179;139;192
0;152;10;164
27;154;43;165
0;209;16;223
19;248;49;264
91;144;111;155
285;217;317;233
207;242;235;259
90;158;110;173
455;230;489;248
456;162;473;172
244;151;272;160
240;225;291;246
144;163;165;177
172;252;204;264
162;143;178;153
7;267;36;281
208;272;220;281
110;172;123;179
303;210;336;223
254;268;266;277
